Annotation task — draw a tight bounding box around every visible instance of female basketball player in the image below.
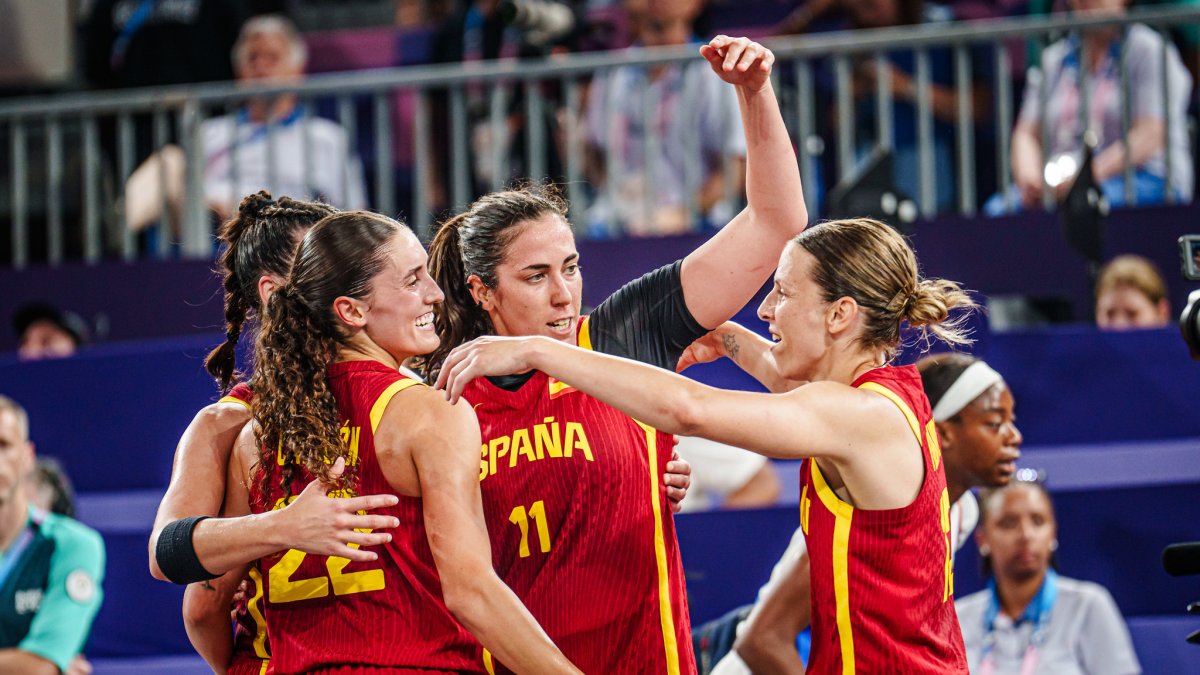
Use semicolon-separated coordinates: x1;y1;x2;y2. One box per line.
423;35;805;674
148;194;402;673
222;211;581;673
437;217;976;673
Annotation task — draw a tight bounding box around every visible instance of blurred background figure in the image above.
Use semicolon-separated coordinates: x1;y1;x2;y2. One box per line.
26;456;77;519
124;14;367;229
585;0;746;235
12;303;88;362
956;481;1142;674
1094;254;1171;330
0;395;104;675
672;436;781;512
984;0;1193;215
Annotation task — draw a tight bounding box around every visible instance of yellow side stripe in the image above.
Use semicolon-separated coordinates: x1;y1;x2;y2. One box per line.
635;419;681;675
810;461;856;675
258;659;269;675
246;566;270;659
856;382;921;444
483;648;495;675
577;316;593;351
369;379;424;434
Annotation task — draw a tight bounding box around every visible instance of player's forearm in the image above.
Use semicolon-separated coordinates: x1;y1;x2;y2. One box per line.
529;338;716;438
0;649;59;675
189;512;292;575
737;81;807;232
182;580;237;672
444;574;582;675
718;323;804;393
736;632;806;675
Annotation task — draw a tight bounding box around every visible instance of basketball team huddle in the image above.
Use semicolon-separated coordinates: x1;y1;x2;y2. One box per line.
149;37;979;674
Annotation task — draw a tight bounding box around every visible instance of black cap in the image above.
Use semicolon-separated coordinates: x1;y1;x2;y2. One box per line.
12;303;88;346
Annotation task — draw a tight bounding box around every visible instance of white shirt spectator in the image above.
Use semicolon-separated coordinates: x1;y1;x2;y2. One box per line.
586;58;746;235
956;575;1141;675
202;109;367;214
673;436;770;513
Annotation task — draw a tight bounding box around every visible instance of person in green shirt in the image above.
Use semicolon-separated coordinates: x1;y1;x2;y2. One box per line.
0;395;104;675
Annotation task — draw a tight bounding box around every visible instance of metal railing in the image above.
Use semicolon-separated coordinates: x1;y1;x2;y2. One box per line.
1;6;1196;267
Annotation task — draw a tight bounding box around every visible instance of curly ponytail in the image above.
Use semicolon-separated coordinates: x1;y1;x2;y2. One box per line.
794;217;978;361
252;284;345;506
204;191;337;393
420;184;569;379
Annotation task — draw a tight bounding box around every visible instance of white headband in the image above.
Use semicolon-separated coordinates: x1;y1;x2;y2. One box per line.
931;361;1004;422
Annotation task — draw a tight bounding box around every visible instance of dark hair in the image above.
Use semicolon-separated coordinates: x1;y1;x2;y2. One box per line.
204;191;337;393
423;185;569;378
914;352;979;415
793;218;976;361
252;211;404;505
978;480;1059;579
29;456;76;518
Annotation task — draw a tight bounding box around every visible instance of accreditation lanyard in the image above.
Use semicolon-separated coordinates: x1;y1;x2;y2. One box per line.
1052;33;1123;152
979;569;1058;675
0;509;40;590
204;106;305;172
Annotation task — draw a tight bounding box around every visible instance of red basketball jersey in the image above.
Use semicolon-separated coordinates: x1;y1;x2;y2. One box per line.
462;323;695;675
251;361;483;674
218;383;273;675
799;366;967;674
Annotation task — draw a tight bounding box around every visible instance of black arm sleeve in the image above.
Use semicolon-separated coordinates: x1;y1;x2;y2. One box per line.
587;260;708;370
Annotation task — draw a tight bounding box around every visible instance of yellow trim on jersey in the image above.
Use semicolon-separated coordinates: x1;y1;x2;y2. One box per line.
369;379;425;434
810;461;856;675
483;648;495;675
246;566;270;659
856;381;921;444
577;316;593;351
635;419;681;675
258;659;269;675
218;394;252;411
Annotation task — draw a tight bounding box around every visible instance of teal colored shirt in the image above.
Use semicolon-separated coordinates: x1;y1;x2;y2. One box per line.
0;506;105;673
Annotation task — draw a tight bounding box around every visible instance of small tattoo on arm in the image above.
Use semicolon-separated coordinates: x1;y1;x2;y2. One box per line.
722;334;740;360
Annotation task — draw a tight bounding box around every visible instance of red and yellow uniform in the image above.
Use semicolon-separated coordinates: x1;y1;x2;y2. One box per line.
218;383;272;675
250;361;483;674
464;319;695;675
800;366;967;674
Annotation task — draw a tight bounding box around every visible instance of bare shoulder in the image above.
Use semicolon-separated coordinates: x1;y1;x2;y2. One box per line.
378;385;478;442
195;399;253;429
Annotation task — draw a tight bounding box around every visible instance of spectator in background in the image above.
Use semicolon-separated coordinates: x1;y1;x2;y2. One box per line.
775;0;992;213
26;457;77;519
985;0;1193;215
585;0;747;235
672;436;780;512
1094;254;1171;330
12;303;88;362
124;14;367;229
0;395;105;675
428;1;580;212
957;481;1141;674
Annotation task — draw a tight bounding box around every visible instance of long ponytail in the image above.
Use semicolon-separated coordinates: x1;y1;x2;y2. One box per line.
423;213;495;380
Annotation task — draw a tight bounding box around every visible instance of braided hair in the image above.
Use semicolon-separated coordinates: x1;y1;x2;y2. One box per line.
204;191;336;392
